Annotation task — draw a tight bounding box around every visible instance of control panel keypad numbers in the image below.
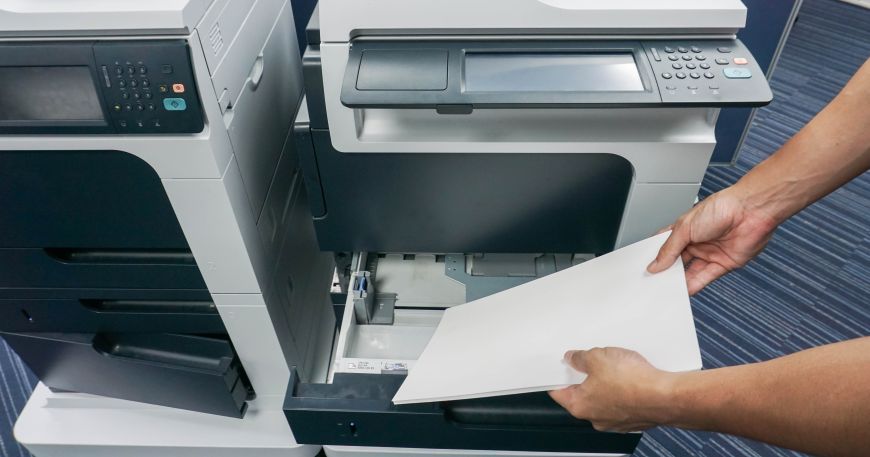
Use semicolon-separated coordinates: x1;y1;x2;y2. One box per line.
644;40;770;106
94;41;204;134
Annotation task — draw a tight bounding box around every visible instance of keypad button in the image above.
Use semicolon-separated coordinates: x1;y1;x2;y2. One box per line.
172;83;185;93
144;91;153;100
124;104;133;111
133;92;141;100
691;46;702;53
136;104;145;111
147;103;156;111
678;46;688;53
651;47;661;61
686;63;696;70
163;98;187;111
672;63;683;69
115;66;124;75
112;103;122;112
690;72;700;79
129;79;138;88
724;67;752;79
696;55;706;61
121;92;130;100
661;72;673;79
118;80;126;88
717;47;732;53
127;66;135;75
704;72;715;79
139;66;148;75
715;58;729;65
158;84;169;93
733;57;748;65
668;55;679;61
142;79;150;88
664;46;675;53
675;72;687;79
682;55;692;61
700;63;711;69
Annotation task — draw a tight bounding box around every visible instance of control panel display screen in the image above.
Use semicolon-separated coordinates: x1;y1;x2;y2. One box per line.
0;66;105;121
464;53;644;92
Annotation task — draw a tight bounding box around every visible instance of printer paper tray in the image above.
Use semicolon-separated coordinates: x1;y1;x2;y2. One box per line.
284;371;640;453
284;251;641;453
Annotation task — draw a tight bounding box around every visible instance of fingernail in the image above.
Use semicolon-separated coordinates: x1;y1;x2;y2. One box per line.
647;260;658;271
564;350;575;361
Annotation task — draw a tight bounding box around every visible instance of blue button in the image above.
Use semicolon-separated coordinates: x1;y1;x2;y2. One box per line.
163;98;187;111
724;68;752;79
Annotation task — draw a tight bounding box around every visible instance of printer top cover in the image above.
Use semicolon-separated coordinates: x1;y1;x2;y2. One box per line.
0;0;213;36
318;0;749;42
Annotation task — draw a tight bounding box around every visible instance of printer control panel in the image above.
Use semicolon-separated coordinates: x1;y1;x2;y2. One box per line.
93;41;205;134
643;40;771;106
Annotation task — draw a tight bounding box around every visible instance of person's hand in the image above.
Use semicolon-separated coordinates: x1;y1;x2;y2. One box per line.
647;188;779;295
549;348;676;432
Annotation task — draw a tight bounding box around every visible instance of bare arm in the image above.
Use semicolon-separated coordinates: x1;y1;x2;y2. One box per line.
550;338;870;457
648;57;870;294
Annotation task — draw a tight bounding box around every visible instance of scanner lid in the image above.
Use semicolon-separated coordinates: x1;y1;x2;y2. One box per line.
318;0;748;43
0;0;213;37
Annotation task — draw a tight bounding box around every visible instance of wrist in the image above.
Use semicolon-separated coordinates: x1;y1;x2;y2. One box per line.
636;371;685;427
721;184;784;234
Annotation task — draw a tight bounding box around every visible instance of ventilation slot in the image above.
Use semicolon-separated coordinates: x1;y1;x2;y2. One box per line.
209;22;224;56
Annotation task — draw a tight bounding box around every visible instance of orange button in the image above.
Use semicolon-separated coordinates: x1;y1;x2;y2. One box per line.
172;83;185;93
733;57;748;65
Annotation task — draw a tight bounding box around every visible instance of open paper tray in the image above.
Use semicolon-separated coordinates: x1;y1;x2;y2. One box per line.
392;232;703;405
393;384;571;405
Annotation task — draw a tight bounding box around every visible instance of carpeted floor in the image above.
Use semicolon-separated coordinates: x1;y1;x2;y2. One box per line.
1;0;868;456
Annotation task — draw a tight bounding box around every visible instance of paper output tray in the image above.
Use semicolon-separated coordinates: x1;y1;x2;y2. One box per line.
284;371;640;453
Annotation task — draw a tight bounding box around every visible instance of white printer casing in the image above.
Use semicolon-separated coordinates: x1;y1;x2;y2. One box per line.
0;1;332;456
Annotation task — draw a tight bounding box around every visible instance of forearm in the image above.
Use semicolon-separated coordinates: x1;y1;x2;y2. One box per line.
728;58;870;225
661;337;870;457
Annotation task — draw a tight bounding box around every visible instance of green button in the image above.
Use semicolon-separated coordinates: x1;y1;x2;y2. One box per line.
163;98;187;111
724;68;752;79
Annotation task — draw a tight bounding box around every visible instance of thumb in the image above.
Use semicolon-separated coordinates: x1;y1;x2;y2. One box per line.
564;350;589;373
648;224;691;273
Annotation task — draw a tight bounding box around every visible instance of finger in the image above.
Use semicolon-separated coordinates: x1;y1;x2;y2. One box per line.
564;350;589;373
648;224;692;273
548;387;574;410
549;387;590;420
686;262;729;295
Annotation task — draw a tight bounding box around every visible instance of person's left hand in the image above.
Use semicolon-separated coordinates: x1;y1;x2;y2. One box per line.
549;347;677;432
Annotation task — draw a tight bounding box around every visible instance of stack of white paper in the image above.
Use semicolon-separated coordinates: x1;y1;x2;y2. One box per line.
393;232;702;405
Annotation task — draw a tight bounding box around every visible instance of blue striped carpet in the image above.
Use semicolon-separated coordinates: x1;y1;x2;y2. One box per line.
1;0;868;456
637;0;870;456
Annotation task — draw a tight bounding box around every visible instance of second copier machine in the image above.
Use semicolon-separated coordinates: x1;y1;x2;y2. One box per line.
0;0;774;456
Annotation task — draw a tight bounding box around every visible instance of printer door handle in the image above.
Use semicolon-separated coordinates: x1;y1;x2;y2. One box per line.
249;53;265;90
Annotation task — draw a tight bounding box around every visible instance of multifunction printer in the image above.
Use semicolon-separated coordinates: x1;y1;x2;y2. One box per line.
285;0;773;456
0;1;333;456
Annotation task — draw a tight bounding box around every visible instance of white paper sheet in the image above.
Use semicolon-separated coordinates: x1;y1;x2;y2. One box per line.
392;232;702;405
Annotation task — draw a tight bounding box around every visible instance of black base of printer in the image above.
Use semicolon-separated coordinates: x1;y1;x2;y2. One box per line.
284;372;641;453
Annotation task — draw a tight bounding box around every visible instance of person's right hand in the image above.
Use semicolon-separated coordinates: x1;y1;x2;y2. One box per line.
647;188;779;295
